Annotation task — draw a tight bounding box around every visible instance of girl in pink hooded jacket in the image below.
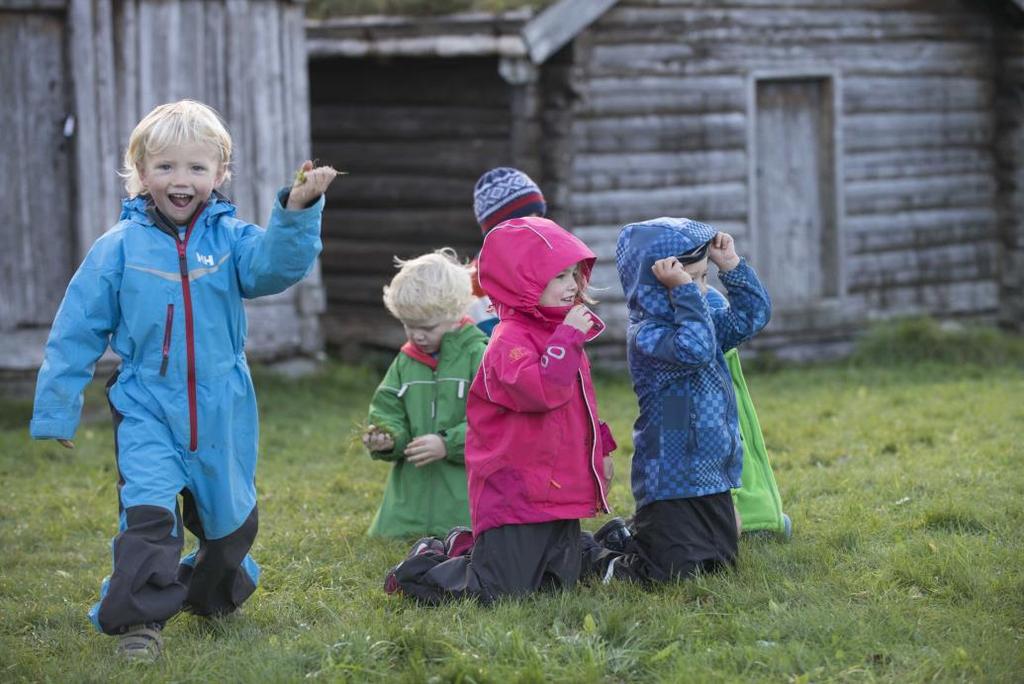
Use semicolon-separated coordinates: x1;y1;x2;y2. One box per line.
384;217;615;604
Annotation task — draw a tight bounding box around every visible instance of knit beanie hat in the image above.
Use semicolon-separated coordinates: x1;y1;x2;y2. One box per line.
472;167;547;233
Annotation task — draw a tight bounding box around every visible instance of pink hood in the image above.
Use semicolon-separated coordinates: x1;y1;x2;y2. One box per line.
466;217;612;535
477;217;596;321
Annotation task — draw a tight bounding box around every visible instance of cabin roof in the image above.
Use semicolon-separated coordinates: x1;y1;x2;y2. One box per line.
305;0;619;63
307;0;1023;64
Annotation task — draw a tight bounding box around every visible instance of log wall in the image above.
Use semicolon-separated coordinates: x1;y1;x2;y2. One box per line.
995;17;1024;332
303;1;1022;360
567;0;1020;357
309;48;584;356
309;56;514;353
0;6;74;332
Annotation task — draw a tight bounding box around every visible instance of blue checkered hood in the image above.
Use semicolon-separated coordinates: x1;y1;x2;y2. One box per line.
615;217;717;322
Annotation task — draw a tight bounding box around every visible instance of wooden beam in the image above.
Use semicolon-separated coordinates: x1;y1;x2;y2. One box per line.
522;0;619;64
64;0;119;257
305;11;530;59
307;33;526;59
0;0;66;9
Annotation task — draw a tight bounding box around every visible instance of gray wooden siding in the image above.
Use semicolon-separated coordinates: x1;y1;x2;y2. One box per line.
568;0;1013;354
2;0;321;368
996;21;1024;332
535;45;577;229
0;9;74;331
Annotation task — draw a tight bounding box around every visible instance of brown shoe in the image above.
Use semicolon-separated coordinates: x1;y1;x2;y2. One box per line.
116;624;163;662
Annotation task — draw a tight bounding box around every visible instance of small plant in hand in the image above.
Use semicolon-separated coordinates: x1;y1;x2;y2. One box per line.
287;161;344;210
294;161;347;187
361;424;395;453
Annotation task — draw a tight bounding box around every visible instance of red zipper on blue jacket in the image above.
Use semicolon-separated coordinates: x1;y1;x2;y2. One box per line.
175;207;204;452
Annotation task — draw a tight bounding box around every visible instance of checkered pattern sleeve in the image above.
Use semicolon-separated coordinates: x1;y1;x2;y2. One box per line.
713;259;772;351
634;283;717;369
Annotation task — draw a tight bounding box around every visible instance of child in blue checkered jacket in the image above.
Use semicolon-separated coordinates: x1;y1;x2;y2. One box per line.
583;217;771;583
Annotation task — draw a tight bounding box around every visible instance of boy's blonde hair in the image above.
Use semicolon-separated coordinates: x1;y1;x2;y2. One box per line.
121;100;232;197
383;248;473;324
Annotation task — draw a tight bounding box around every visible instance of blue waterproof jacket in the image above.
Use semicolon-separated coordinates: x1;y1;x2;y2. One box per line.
614;217;771;508
30;190;323;452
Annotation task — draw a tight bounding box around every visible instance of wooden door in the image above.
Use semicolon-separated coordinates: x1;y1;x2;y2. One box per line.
0;10;74;329
754;78;838;308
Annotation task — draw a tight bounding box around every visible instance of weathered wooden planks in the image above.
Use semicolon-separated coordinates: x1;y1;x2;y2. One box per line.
309;52;517;350
2;0;322;365
302;0;1022;358
571;149;748;191
562;0;1017;354
321;239;479;278
306;10;530;60
995;21;1024;331
0;11;74;329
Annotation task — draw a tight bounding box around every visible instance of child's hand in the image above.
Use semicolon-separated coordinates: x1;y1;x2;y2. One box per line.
651;257;691;288
405;434;447;467
564;304;595;334
708;232;741;272
362;425;395;452
286;161;339;210
603;455;614;485
56;439;74;449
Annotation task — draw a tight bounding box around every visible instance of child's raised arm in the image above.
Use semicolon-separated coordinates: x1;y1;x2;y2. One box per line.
286;161;338;210
708;234;771;351
637;257;718;368
234;161;338;299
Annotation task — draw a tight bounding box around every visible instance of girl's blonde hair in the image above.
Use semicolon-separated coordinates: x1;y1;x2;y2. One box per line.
383;248;473;324
121;100;232;197
574;267;598;306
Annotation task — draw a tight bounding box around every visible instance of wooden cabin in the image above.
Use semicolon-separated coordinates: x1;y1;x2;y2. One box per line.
0;0;324;391
308;0;1024;360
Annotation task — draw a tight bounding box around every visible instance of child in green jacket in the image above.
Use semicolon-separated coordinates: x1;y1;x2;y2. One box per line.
706;289;790;538
362;248;488;537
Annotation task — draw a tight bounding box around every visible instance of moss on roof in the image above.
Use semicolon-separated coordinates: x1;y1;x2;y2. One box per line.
306;0;555;20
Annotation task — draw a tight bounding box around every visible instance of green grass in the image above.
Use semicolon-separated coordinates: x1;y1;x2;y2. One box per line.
2;358;1023;681
849;316;1024;367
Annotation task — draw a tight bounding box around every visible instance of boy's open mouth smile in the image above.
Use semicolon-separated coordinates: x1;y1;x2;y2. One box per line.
169;193;194;208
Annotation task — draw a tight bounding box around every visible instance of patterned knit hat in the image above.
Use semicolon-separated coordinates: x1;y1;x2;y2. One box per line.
472;167;547;233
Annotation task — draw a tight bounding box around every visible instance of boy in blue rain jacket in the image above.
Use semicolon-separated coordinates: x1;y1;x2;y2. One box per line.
30;100;338;660
585;218;771;583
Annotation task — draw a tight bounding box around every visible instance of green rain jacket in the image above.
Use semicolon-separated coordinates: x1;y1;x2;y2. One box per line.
366;322;488;537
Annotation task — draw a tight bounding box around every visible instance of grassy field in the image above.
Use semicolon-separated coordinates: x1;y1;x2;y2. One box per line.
2;338;1023;681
